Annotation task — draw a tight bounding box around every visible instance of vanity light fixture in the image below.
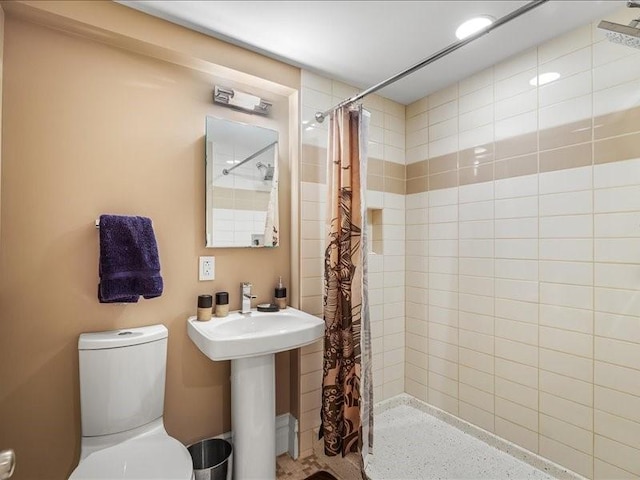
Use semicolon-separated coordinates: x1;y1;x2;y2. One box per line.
213;86;272;115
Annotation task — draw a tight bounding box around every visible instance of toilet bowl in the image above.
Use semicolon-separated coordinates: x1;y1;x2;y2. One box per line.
69;324;193;480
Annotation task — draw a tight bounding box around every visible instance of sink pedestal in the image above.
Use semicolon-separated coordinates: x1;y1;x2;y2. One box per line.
231;353;276;480
187;308;325;480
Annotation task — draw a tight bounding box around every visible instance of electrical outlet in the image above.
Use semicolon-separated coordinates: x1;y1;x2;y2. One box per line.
199;256;215;281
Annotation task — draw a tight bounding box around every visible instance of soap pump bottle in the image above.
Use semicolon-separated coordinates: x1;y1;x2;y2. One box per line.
274;276;287;309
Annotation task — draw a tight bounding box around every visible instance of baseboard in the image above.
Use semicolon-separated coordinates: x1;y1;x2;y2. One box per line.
217;413;298;459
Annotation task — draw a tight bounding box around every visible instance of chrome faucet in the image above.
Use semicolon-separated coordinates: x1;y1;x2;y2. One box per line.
241;282;257;314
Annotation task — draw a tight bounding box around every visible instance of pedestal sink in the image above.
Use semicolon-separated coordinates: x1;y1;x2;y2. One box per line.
187;307;324;480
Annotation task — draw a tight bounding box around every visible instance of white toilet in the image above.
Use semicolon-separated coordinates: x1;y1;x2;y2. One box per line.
69;324;193;480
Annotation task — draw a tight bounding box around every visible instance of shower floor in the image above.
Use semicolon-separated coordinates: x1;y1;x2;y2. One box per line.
366;405;555;480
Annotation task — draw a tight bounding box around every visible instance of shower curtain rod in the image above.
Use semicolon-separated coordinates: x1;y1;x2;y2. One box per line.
222;140;278;175
315;0;549;123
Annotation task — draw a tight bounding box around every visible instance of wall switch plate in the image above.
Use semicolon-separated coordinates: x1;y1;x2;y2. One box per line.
199;256;215;281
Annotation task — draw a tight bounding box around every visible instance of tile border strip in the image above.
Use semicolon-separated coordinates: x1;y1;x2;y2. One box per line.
301;106;640;193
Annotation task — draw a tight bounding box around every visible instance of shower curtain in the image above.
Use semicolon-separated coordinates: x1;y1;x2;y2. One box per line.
320;105;373;470
263;143;279;247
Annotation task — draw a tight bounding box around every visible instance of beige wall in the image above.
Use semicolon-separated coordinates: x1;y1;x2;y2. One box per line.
0;3;299;479
0;4;4;235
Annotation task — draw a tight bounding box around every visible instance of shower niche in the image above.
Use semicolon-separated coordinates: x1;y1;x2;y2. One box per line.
205;116;280;248
367;208;383;255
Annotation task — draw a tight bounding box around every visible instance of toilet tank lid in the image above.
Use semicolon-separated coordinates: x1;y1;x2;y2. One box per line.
79;324;168;350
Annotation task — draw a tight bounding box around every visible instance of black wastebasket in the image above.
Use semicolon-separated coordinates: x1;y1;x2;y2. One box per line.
187;438;233;480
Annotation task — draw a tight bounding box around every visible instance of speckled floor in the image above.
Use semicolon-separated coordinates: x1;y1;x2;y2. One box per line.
366;405;555;480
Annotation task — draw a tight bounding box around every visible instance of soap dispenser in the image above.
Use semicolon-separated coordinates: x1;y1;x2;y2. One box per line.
274;276;287;309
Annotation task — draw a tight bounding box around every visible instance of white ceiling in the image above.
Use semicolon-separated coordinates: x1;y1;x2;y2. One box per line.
119;1;624;105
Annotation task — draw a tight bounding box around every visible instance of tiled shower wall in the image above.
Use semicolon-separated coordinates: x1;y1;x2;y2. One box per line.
297;71;407;456
296;6;640;478
404;8;640;480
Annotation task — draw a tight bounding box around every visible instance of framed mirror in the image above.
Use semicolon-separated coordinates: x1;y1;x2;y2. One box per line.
205;116;279;248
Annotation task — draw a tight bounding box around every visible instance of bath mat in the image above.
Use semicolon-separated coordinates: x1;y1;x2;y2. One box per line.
305;471;338;480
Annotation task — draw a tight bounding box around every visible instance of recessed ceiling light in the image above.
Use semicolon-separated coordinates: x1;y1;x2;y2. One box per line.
455;16;494;40
529;72;560;86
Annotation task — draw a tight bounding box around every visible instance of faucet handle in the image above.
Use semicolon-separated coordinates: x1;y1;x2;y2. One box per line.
241;282;256;299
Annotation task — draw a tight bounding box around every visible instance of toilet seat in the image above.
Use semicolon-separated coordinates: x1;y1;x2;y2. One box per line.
69;430;193;480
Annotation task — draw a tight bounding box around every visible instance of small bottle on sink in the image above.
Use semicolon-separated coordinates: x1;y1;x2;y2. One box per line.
274;276;287;310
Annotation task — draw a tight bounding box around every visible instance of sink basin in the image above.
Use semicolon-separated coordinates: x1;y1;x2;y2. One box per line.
187;307;325;360
187;306;325;480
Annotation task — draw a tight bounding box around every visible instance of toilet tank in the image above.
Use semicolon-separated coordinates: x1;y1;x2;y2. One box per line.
78;324;168;437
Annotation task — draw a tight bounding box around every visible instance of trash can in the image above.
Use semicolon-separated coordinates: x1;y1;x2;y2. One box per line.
187;438;233;480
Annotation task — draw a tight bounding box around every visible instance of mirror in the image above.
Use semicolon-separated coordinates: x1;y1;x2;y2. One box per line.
205;116;279;248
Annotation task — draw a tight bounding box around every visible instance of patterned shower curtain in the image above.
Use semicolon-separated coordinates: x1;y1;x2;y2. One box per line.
320;105;373;470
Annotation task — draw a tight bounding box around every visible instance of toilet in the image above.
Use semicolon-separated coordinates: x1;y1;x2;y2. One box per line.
70;324;193;480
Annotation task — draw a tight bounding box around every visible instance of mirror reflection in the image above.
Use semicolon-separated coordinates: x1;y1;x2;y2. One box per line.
205;116;279;248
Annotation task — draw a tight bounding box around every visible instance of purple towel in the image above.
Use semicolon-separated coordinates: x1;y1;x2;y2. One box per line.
98;214;163;303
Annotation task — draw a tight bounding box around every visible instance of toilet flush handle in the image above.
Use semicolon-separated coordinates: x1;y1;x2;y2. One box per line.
0;449;15;479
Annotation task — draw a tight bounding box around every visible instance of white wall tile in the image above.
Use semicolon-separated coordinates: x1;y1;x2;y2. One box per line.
459;86;493;114
495;48;537;81
429;117;458;141
428;196;459;222
495;110;538;139
593;78;640;117
429;100;458;125
458;182;494;204
539;71;592;107
538;25;592;64
596;287;640;317
458;124;494;150
594;158;640;189
459;105;493;131
459;220;494;240
539;261;593;286
595;263;640;290
593;51;640;92
540;283;593;310
540;239;593;262
540;46;592;81
495;90;537;121
495;196;538;219
495;218;538;239
459;67;494;96
495;239;538;260
496;298;539;325
539;166;592;194
459;239;493;258
495;259;538;281
495;278;539;303
539;94;592;130
459;257;494;277
540;191;593;216
495;174;538;199
429;84;458;109
539;215;592;238
595;239;640;264
595;212;640;238
428;135;458;158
